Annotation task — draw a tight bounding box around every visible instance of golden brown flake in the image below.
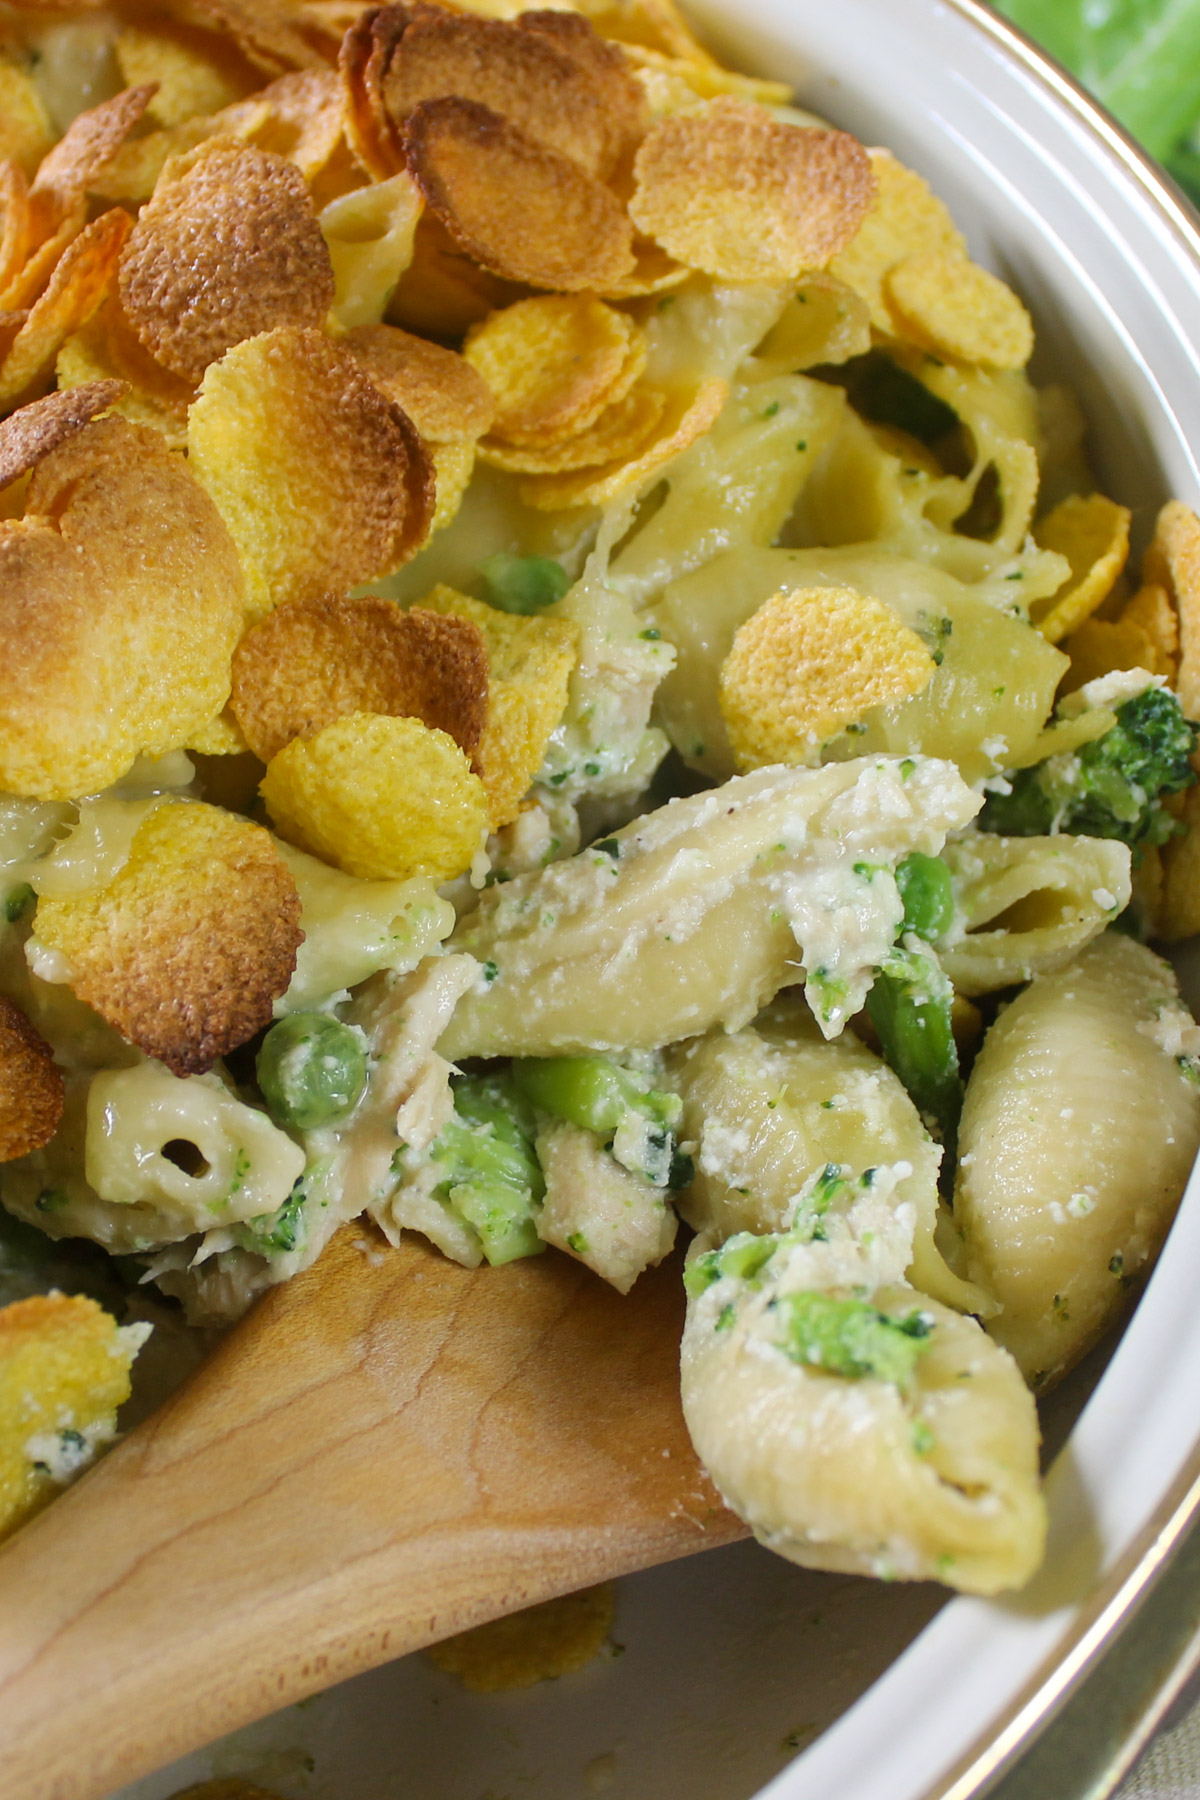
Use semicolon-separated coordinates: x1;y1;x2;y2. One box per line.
118;140;336;385
1144;500;1200;722
481;383;665;474
339;3;411;181
1032;493;1132;645
0;380;125;491
387;211;525;338
169;0;327;76
114;22;253;128
519;376;726;509
628;98;874;282
426;1584;615;1692
28;85;157;240
0;415;244;798
884;252;1034;370
35;800;302;1076
828;148;966;334
0;994;63;1162
343;321;495;442
230;594;489;763
0;61;53;176
404;96;636;293
464;294;640;445
187;324;435;621
0;161;31;297
0;208;130;408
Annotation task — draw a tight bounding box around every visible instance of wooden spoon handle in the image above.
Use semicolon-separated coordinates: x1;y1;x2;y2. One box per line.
0;1230;743;1800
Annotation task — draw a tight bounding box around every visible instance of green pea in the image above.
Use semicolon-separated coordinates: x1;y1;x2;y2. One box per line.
256;1014;367;1130
480;552;570;615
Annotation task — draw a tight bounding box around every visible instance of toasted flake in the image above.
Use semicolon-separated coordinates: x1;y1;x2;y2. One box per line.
1123;580;1179;670
0;415;244;799
0;207;130;407
571;0;718;65
261;711;488;883
464;294;639;444
1062;615;1166;691
187;710;249;756
86;115;230;207
321;174;424;332
0;1293;142;1540
231;594;489;763
344;322;495;441
519;375;726;508
628;99;874;283
599;237;689;299
118;140;335;385
426;1583;615;1691
0;162;31;296
57;296;194;447
405;96;636;292
115;24;251;128
0;62;53;175
516;9;648;172
174;0;327;75
238;70;347;181
828;148;966;334
1031;493;1131;644
419;584;578;827
719;584;936;769
1144;500;1200;721
339;3;410;181
884;251;1033;369
481;382;665;473
388;211;524;337
28;86;156;239
35;800;302;1074
0;380;125;490
0;200;86;313
385;8;644;182
188;325;435;622
1161;784;1200;941
0;994;63;1161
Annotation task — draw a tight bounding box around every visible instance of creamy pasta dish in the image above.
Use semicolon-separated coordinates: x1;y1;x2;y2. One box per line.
1;0;1200;1600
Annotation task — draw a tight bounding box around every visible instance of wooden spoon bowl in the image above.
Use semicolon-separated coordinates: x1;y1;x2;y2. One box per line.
0;1228;744;1800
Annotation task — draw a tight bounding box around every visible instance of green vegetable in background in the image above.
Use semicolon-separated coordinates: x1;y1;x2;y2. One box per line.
979;685;1198;847
994;0;1200;202
480;553;570;614
866;943;963;1147
776;1291;934;1387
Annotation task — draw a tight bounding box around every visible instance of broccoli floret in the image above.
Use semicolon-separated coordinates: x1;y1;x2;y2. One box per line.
980;685;1198;847
775;1290;934;1388
430;1071;546;1266
865;941;963;1147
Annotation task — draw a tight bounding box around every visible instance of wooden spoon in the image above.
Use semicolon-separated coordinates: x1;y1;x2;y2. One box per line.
0;1227;744;1800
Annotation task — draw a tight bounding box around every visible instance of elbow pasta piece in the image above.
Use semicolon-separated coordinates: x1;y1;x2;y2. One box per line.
668;1003;991;1315
534;1117;677;1294
937;831;1132;996
681;1273;1045;1595
441;756;981;1060
954;932;1200;1387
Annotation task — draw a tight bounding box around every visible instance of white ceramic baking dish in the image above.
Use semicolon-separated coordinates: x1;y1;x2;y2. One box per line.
110;2;1200;1796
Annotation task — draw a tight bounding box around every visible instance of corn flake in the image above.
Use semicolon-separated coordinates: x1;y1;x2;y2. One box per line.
175;0;327;76
188;324;435;622
115;23;251;128
519;375;726;509
828;148;966;334
344;321;495;442
481;383;665;474
0;993;63;1162
0;61;53;175
429;436;476;534
27;85;156;246
0;1293;141;1540
231;593;490;764
1031;492;1131;644
571;0;718;65
384;7;645;183
628;98;874;283
0;379;125;490
118;139;335;385
235;69;347;181
0;162;31;297
622;42;792;111
0;415;244;799
426;1583;615;1692
404;96;636;293
1161;784;1200;941
719;584;936;769
261;710;488;883
884;251;1033;370
1143;499;1200;722
464;294;639;445
419;584;578;827
36;800;302;1074
338;2;407;181
0;207;130;408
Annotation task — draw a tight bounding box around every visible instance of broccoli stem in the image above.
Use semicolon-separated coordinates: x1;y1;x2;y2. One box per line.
511;1054;687;1188
430;1072;545;1266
